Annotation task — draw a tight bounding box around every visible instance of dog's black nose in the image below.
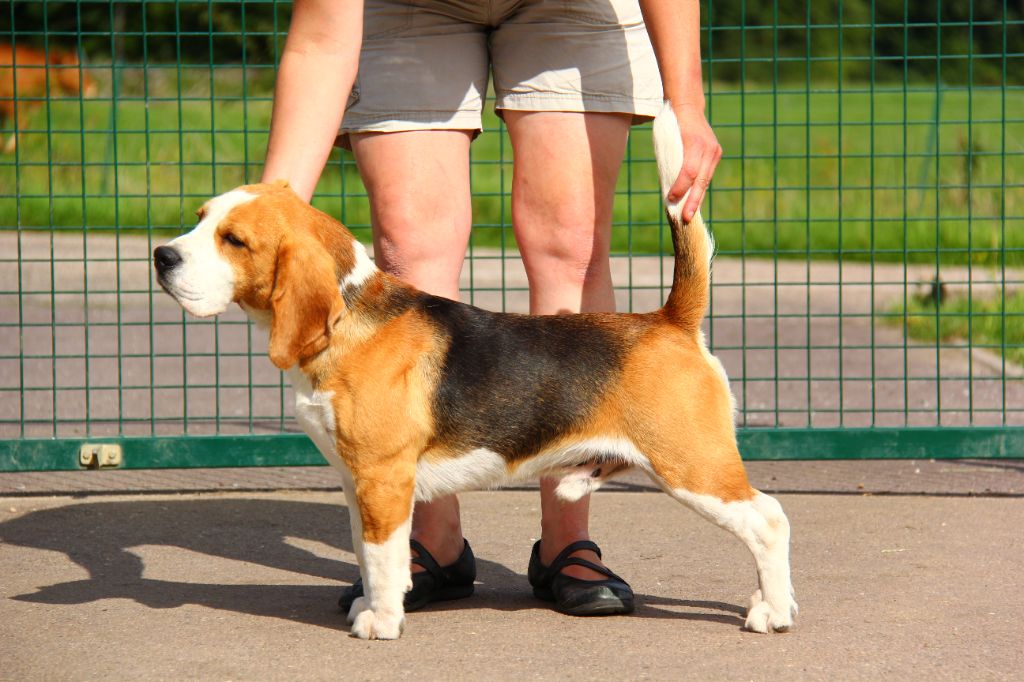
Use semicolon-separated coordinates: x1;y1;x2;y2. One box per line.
153;245;182;273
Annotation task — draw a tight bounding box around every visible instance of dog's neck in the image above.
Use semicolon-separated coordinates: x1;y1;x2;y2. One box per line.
243;237;430;386
338;238;378;295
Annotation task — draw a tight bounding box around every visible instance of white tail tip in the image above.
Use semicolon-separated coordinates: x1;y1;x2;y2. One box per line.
653;101;688;223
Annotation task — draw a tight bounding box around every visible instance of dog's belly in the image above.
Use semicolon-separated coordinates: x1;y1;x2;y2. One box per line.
415;448;509;501
414;436;649;502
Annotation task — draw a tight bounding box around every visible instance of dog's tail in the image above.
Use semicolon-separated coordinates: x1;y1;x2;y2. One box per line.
654;102;714;334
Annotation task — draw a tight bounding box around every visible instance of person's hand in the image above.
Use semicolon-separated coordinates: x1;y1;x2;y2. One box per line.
666;103;722;223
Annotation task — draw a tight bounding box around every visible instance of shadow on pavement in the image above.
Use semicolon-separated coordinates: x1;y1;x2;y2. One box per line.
1;497;744;629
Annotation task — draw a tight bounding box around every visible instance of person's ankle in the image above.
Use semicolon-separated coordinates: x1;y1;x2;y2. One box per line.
538;530;593;566
410;526;465;568
410;496;465;568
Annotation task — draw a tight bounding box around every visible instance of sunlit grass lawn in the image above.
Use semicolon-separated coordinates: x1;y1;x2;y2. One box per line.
888;289;1024;366
1;68;1021;265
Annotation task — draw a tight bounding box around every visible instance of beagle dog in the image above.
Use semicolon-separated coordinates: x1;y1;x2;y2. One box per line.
154;103;797;640
0;43;97;153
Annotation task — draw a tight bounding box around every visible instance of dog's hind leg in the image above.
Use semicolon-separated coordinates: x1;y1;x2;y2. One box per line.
646;454;797;633
626;339;797;632
345;467;416;640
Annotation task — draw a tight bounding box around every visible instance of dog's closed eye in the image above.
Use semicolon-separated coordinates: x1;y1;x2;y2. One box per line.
222;232;246;248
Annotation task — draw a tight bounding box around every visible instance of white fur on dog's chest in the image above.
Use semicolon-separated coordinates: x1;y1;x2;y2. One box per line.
287;368;341;463
243;310;344;465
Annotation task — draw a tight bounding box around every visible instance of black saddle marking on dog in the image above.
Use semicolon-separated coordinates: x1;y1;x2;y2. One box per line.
419;296;625;461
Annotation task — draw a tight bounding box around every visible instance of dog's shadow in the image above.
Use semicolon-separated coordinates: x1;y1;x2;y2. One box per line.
1;497;743;630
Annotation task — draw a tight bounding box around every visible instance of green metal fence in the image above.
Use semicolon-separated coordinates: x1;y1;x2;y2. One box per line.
1;1;1022;471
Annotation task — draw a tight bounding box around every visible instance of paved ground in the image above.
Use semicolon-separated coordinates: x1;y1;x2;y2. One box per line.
1;458;1022;497
2;232;1022;678
1;467;1022;681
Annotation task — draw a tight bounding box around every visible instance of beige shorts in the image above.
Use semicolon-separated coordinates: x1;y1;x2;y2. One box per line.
338;0;664;146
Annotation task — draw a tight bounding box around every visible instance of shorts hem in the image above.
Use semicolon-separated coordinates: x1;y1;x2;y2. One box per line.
496;92;664;123
337;111;484;149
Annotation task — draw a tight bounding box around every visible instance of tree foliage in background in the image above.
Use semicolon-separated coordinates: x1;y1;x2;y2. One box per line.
4;1;290;67
2;0;1021;84
705;0;1021;84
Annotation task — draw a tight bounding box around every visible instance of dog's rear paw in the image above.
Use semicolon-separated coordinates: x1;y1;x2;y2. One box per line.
744;590;798;633
346;596;369;625
350;607;405;640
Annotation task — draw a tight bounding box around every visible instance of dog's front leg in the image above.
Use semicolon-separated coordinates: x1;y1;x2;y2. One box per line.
345;472;415;640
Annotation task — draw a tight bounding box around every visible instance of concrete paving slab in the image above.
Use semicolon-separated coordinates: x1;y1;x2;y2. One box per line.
1;489;1022;680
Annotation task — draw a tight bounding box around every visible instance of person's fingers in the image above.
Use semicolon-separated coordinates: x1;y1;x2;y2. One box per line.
682;145;722;222
667;136;704;204
664;107;722;220
681;163;710;222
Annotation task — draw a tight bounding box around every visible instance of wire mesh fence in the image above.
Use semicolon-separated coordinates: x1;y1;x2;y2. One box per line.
1;1;1022;467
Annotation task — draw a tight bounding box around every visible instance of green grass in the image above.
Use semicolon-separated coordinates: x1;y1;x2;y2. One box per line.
1;68;1021;265
889;289;1024;366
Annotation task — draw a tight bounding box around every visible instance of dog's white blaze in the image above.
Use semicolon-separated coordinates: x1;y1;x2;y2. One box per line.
666;486;797;633
164;189;256;317
340;239;378;293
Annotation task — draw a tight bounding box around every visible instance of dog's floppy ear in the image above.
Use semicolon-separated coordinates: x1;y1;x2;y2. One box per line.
268;232;344;370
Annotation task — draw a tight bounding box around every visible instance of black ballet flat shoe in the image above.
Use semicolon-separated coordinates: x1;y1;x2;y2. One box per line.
528;539;635;616
338;538;476;614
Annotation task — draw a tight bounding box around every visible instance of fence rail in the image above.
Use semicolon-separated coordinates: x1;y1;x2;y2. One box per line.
1;1;1022;470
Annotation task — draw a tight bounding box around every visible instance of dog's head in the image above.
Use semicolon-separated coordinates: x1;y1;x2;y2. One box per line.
154;181;376;369
50;48;98;98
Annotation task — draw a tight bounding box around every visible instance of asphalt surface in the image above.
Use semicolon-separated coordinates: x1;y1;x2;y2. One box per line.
1;463;1023;681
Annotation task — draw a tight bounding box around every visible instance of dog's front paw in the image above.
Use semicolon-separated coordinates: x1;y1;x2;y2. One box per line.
744;589;798;633
350;608;405;640
346;596;370;625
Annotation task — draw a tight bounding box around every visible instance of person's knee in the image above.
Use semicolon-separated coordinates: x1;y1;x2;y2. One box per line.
516;199;611;288
372;196;470;286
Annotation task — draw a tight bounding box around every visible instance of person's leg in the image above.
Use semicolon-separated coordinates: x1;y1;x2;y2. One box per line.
504;110;631;581
349;129;475;569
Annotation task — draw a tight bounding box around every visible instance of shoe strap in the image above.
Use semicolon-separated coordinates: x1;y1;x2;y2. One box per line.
409;538;468;582
547;539;603;567
556;557;627;585
537;539;612;583
409;538;446;584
